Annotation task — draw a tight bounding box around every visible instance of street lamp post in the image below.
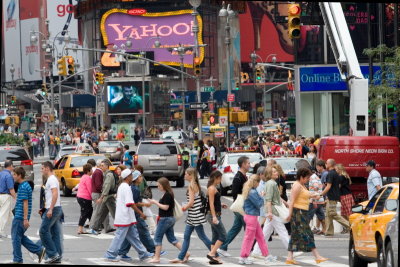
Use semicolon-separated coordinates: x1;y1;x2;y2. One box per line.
172;44;187;131
9;65;15;133
219;2;235;147
189;0;202;141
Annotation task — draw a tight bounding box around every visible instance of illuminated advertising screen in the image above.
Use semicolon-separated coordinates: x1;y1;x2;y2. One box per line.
107;82;150;115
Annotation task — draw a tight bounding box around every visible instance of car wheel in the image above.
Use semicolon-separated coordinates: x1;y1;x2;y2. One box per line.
377;237;384;267
176;177;185;188
349;234;368;267
385;241;394;267
62;180;72;197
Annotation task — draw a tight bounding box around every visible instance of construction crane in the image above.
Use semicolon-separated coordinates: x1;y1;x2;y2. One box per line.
319;2;369;136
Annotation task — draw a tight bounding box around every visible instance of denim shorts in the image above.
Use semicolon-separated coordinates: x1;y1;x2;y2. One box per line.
206;213;227;244
153;216;178;246
308;203;325;221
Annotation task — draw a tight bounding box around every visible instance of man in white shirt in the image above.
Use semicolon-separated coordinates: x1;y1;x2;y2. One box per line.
365;160;382;199
104;169;152;262
39;161;63;264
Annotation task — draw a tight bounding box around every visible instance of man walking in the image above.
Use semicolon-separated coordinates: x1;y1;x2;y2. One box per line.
11;167;46;264
365;160;382;200
320;159;350;236
0;160;16;238
123;145;133;168
218;156;250;256
39;161;64;263
92;160;117;233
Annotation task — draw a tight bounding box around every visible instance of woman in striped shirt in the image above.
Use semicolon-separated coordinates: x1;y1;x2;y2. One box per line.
170;168;211;263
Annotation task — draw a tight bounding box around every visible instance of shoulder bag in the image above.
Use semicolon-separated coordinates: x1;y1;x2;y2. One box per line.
173;198;184;221
229;194;245;215
274;201;289;223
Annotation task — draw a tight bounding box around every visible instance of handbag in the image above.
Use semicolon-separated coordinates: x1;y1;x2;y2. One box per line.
274;201;289;223
173;198;184;221
229;194;245;215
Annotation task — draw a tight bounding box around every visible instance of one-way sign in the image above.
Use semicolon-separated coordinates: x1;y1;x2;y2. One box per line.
189;102;208;110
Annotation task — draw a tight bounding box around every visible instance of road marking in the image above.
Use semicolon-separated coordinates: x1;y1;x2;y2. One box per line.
86;233;115;239
85;258;135;265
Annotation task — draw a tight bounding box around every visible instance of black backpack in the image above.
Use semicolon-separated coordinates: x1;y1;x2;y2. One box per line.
199;189;208;215
109;171;120;195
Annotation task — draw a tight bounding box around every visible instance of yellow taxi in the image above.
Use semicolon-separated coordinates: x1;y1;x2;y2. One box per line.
349;183;399;267
54;153;116;197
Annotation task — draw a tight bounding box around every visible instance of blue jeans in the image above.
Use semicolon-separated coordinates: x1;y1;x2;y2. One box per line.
178;224;211;260
11;218;43;263
119;215;155;255
39;207;63;258
220;212;244;251
206;214;227;245
153;217;178;246
105;224;152;260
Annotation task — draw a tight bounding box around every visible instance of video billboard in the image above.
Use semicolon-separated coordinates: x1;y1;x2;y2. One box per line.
107;82;150;115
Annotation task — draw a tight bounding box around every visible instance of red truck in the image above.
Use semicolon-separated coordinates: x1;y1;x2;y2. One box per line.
317;136;399;203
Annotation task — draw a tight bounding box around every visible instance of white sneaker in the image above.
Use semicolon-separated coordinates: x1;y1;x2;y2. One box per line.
265;255;278;263
217;249;231;257
238;257;253;265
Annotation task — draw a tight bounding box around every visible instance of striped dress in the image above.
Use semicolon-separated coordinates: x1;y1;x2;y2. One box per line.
186;191;207;226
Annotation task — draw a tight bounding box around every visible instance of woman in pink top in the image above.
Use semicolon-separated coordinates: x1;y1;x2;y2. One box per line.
76;164;93;234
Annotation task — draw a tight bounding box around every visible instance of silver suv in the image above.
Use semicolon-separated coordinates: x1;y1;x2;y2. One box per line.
0;146;34;191
135;140;185;187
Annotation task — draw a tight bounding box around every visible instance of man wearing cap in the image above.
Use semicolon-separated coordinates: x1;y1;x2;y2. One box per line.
366;160;382;200
104;169;152;262
118;170;162;261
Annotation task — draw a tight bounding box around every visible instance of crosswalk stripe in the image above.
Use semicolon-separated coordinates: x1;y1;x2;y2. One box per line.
86;233;115;239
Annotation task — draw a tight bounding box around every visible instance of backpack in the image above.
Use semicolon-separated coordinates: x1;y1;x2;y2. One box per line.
199;189;208;215
109;171;120;195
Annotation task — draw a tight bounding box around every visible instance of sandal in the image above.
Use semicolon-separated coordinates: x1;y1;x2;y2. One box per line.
207;255;220;264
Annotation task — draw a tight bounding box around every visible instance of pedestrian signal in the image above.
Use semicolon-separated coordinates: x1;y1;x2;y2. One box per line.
288;3;301;39
11;96;17;105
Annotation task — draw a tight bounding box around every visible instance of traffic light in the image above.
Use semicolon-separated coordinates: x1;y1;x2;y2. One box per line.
235;82;240;90
41;84;48;97
193;57;201;76
57;56;67;76
255;66;262;83
66;56;75;75
95;72;105;85
288;3;301;39
11;96;17;105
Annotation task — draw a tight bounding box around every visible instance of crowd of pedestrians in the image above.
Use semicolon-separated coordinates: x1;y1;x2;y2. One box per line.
0;125;386;265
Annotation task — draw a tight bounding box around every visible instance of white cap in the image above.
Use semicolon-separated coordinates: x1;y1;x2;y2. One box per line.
132;170;142;181
121;169;133;179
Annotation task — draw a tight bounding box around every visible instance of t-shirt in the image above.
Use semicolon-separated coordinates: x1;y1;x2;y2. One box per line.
77;174;92;200
45;175;61;209
123;151;133;167
264;179;281;217
114;182;137;227
367;169;382;200
0;169;14;194
320;170;329;185
131;184;142;213
339;175;352;196
14;181;32;220
309;174;324;204
159;191;174;217
326;170;341;201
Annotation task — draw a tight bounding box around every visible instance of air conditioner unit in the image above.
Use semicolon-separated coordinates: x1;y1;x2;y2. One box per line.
126;59;149;76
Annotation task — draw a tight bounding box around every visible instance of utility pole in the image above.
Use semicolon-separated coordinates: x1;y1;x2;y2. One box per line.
180;54;186;131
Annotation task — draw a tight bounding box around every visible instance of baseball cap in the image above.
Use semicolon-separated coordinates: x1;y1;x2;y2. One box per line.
366;160;376;168
121;169;133;179
132;170;142;181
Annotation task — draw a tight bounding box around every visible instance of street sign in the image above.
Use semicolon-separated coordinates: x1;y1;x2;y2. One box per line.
219;116;228;126
42;104;51;114
41;114;50;122
170;99;183;104
98;102;105;109
201;86;215;92
48;94;59;104
227;94;235;102
190;102;208;110
214;131;224;138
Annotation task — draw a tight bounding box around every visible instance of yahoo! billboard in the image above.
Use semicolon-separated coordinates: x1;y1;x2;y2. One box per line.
100;9;204;68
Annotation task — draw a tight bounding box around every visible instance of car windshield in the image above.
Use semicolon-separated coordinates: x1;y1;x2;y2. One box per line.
99;142;119;147
70;155;109;167
0;148;30;162
138;143;178;155
274;158;311;172
161;132;181;139
228;154;263;165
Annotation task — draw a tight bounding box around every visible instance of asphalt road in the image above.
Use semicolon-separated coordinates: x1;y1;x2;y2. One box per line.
0;163;378;266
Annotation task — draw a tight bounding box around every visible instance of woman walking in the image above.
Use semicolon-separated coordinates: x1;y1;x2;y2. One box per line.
75;164;93;234
170;168;211;263
148;178;186;263
239;174;270;265
206;171;228;264
335;164;355;226
285;168;328;265
252;166;289;261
